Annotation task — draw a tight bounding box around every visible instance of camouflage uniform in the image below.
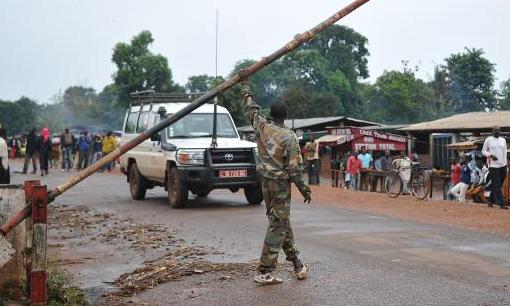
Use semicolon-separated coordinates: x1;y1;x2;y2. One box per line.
244;93;311;274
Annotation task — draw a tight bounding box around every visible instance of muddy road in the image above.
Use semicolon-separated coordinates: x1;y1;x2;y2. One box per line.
9;165;510;305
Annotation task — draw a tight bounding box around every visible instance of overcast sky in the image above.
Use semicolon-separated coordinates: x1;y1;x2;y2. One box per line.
1;0;509;103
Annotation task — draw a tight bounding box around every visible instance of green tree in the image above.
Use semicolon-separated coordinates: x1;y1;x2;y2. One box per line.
185;75;215;93
112;31;181;106
443;48;497;112
499;79;510;110
230;59;279;109
277;84;338;119
0;97;40;135
37;103;65;134
428;66;450;115
363;66;437;124
226;25;370;116
62;86;99;126
96;84;124;129
303;25;369;84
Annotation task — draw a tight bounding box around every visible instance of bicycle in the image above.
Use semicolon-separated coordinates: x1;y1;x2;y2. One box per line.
385;158;430;200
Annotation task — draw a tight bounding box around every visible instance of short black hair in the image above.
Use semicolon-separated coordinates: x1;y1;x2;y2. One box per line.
270;101;288;122
0;127;5;138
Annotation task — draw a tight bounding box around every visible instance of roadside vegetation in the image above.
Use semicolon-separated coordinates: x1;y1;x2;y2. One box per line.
47;266;86;306
2;26;509;134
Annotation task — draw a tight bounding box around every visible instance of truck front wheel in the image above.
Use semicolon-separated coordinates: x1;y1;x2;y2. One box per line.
167;167;188;208
129;163;147;200
244;184;263;205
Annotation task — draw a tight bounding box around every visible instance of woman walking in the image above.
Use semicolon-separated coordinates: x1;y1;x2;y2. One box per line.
38;128;52;176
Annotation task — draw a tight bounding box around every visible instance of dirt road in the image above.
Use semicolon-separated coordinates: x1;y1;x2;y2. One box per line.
9;165;510;305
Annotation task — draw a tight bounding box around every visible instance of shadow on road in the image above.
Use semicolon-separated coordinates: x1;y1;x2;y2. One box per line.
141;193;263;211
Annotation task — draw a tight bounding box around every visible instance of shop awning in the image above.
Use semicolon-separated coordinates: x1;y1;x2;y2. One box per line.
316;134;351;145
447;139;483;150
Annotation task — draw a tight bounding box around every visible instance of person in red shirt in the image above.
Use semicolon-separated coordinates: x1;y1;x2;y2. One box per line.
347;151;362;190
448;158;462;200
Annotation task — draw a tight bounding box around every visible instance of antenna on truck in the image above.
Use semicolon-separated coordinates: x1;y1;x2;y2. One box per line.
211;8;219;149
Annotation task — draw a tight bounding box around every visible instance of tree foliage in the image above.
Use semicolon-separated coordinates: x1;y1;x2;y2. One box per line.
442;48;497;112
112;31;181;106
185;75;216;93
4;27;510;136
362;65;437;124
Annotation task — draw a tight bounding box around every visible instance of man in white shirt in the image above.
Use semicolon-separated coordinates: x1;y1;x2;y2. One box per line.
482;126;508;209
0;127;10;184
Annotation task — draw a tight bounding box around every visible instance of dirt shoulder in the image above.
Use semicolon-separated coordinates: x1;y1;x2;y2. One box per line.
299;185;510;236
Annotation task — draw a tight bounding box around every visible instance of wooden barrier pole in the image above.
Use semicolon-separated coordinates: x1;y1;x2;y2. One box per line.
23;180;40;296
30;185;47;305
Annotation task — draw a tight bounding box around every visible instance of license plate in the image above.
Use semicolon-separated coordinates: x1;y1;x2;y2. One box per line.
219;169;247;178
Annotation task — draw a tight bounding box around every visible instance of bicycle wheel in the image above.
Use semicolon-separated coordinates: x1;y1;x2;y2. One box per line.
385;170;402;198
411;170;430;200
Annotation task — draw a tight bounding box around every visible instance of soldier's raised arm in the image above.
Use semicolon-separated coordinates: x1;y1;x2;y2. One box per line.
287;134;312;203
241;84;267;134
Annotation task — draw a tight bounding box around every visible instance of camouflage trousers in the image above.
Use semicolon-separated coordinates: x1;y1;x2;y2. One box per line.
258;178;299;274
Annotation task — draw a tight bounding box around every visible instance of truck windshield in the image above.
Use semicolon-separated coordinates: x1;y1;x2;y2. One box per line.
167;113;238;138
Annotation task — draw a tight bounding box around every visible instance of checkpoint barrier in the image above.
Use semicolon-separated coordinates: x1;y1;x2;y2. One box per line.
0;181;47;305
0;1;371;304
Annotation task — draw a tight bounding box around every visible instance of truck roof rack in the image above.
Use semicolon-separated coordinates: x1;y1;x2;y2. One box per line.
129;91;209;105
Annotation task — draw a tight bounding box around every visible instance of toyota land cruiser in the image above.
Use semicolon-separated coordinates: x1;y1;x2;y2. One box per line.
119;92;263;208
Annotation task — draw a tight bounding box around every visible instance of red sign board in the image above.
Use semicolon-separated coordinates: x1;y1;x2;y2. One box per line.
326;127;407;152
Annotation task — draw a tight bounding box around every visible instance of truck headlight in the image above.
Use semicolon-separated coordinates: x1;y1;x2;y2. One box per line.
253;147;260;163
176;149;205;165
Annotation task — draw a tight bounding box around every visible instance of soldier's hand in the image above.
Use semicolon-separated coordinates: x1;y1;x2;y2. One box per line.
303;192;312;204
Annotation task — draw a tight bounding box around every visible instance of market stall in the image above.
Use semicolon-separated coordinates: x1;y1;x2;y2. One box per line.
316;127;407;190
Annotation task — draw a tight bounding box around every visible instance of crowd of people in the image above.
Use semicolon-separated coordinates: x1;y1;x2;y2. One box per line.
6;127;119;177
447;126;508;209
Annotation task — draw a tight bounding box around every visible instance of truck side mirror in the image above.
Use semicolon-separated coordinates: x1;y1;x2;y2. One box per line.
150;133;161;142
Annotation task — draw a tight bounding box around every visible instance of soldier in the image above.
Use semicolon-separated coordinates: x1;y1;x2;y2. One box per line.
241;83;312;285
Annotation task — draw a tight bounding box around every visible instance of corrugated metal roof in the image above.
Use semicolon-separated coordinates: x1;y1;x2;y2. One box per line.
402;111;510;131
284;116;380;130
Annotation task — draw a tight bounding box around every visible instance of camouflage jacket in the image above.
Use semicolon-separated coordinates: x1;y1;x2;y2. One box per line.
244;96;310;194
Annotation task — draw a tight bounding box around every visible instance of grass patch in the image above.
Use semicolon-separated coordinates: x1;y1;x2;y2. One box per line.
47;266;86;306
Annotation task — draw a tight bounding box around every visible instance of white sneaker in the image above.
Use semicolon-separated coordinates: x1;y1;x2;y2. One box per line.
295;264;308;280
253;273;283;285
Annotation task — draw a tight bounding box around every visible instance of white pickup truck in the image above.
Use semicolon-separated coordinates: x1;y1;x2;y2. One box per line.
119;92;263;208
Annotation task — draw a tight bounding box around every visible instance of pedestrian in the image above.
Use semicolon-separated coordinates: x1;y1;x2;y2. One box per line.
358;146;373;190
450;159;471;202
102;131;116;171
304;138;320;185
358;146;373;169
380;150;392;172
340;152;350;189
90;134;103;165
8;137;17;160
22;128;38;174
0;127;10;184
50;136;60;169
76;130;91;170
468;154;481;185
242;83;311;285
60;128;74;170
447;158;461;201
37;128;52;176
482;126;508;209
347;151;362;191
